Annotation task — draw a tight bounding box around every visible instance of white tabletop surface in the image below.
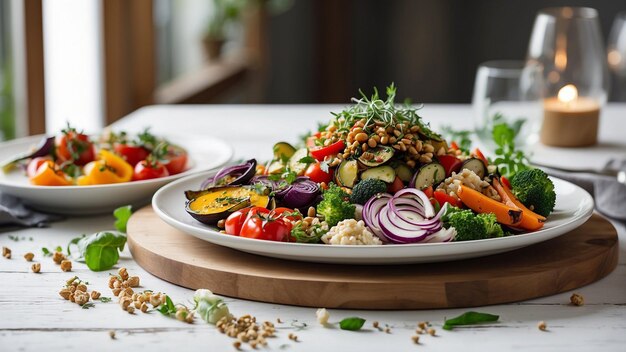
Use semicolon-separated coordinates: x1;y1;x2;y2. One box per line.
2;104;625;352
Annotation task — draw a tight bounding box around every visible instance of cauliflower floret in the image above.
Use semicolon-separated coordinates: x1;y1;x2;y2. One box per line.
321;219;383;245
316;308;330;325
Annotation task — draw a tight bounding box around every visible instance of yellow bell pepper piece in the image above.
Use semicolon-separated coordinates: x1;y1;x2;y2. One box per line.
78;150;133;185
30;161;72;186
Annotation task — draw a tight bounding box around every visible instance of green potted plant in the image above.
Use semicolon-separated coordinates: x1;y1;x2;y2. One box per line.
203;0;245;60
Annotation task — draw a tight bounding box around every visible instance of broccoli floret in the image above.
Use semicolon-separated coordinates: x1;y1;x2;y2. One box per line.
477;213;504;238
317;183;356;227
350;179;388;205
510;169;556;217
443;207;505;241
444;208;488;241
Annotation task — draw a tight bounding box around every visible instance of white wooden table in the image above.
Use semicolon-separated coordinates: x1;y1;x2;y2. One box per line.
2;104;626;351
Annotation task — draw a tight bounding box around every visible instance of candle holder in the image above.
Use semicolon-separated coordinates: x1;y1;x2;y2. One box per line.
527;7;609;147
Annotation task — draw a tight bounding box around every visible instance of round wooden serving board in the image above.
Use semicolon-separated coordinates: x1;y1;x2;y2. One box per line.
127;206;618;310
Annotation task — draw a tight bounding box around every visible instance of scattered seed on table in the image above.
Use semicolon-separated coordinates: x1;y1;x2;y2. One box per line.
411;335;420;344
31;263;41;273
60;260;72;272
24;252;34;261
538;321;547;331
570;293;584;306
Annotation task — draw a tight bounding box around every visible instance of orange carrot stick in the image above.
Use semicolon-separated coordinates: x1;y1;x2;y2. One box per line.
457;185;523;227
491;177;545;231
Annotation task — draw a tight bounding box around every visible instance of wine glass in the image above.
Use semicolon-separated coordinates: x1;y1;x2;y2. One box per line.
608;12;626;101
472;60;543;150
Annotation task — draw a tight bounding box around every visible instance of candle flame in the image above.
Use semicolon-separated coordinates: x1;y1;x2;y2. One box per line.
558;84;578;103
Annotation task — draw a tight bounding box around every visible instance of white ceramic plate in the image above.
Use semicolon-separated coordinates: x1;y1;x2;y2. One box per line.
152;171;594;264
0;135;232;215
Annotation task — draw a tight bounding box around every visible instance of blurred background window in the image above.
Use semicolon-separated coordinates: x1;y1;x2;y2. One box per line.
0;0;15;141
43;0;103;134
3;0;626;139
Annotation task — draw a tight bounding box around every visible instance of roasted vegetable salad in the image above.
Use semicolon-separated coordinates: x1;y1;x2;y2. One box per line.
184;84;556;245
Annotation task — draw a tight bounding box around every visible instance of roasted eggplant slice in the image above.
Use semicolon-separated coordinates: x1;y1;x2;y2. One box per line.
185;186;270;224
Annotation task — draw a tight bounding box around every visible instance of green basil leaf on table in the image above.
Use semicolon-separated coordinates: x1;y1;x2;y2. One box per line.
339;317;366;331
442;311;499;330
66;235;86;257
41;247;51;257
114;205;132;233
77;231;127;271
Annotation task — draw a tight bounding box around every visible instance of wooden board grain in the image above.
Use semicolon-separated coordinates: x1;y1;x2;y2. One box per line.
127;206;619;310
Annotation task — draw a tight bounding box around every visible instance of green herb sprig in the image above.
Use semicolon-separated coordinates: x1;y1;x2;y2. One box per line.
330;83;441;141
491;113;529;178
440;126;473;153
157;295;177;317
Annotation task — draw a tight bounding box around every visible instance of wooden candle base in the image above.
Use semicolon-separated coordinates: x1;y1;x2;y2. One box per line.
541;98;600;147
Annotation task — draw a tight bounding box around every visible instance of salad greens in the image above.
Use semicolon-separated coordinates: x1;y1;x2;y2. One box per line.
443;311;500;330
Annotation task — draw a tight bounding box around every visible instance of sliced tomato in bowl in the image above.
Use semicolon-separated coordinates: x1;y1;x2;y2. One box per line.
55;127;96;166
164;145;188;175
114;144;150;167
133;159;169;181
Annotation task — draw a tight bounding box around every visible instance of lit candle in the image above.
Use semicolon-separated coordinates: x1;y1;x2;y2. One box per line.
541;84;600;147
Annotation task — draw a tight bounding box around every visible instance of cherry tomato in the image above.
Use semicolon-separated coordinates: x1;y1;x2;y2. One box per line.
309;140;345;161
133;160;169;181
433;190;462;207
114;144;150;167
387;176;404;194
501;176;512;190
438;155;463;177
164;145;188;175
27;156;52;178
55;129;96;166
225;207;269;236
239;212;291;242
472;148;489;167
304;162;333;184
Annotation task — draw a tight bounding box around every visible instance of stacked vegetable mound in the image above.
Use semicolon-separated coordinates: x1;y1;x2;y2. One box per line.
184;84;556;245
